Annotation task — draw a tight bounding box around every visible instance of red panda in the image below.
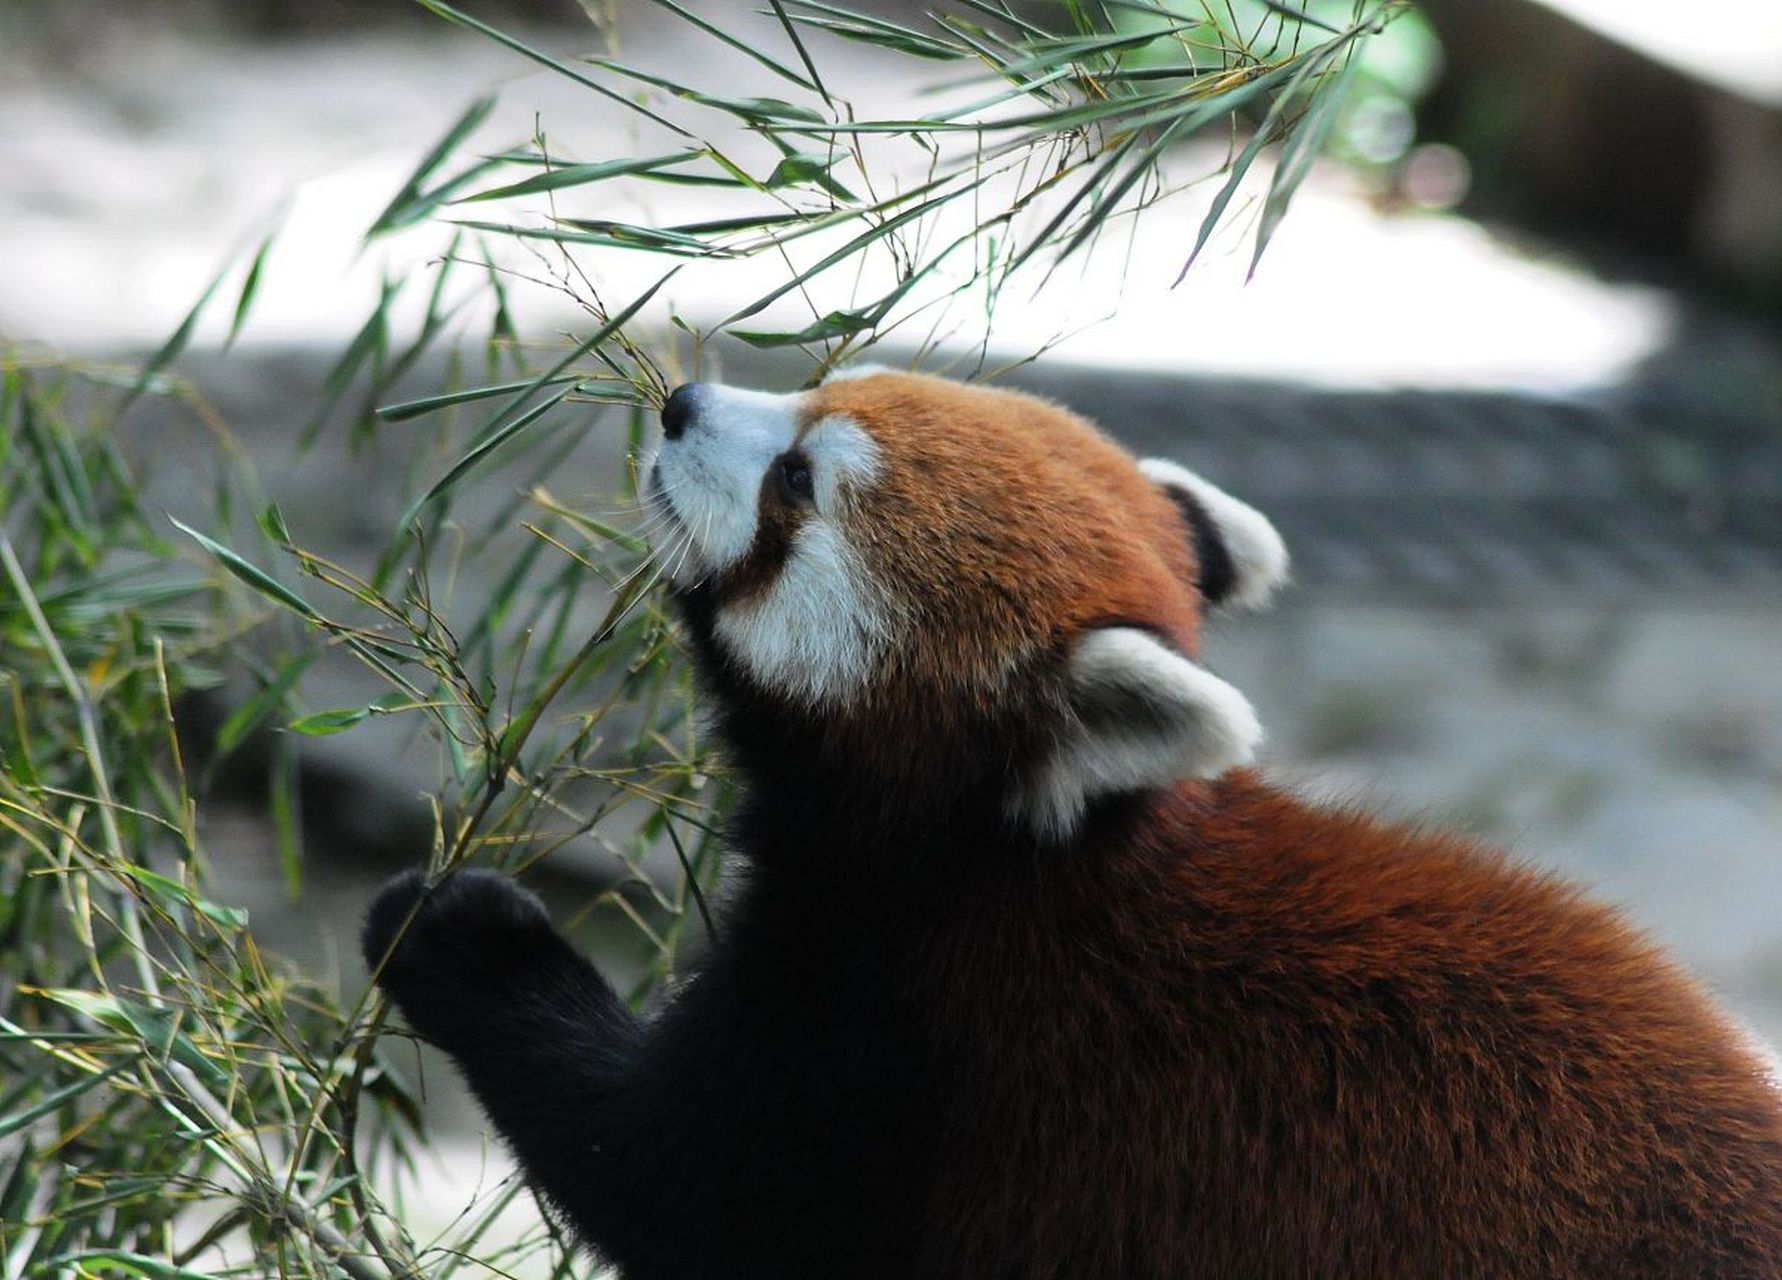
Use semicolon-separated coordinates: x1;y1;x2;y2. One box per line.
365;368;1782;1279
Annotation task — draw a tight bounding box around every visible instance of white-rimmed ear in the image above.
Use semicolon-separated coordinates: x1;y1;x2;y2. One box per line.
1140;458;1288;611
1015;626;1262;839
820;363;892;384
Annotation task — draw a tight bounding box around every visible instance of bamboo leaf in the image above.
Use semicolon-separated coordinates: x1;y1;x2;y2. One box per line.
1249;43;1360;276
33;990;228;1091
116;866;248;931
765;152;858;201
118;262;227;417
401;269;677;527
586;59;828;126
1180;37;1351;280
647;0;817;91
378;374;581;423
285;706;372;736
455;150;708;203
212;652;316;758
224;223;280;350
169;517;318;620
0;1056;138;1141
367;92;498;238
778;1;965;59
454;219;735;258
37;1251;223;1280
410;1;697;139
719;188;957;326
730;308;877;347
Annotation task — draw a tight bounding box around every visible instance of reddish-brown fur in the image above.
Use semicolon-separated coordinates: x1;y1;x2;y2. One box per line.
806;373;1203;670
801;371;1782;1274
911;776;1782;1276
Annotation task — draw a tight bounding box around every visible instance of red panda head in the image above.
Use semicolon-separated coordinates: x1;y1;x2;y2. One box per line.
646;368;1287;839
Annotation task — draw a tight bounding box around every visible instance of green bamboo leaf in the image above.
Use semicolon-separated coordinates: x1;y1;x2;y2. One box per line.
1257;0;1345;36
665;210;815;236
586;59;828;126
169;517;318;620
0;1134;35;1221
766;0;832;105
1181;39;1350;280
976;24;1195;79
256;501;292;545
36;1251;223;1280
403;384;573;526
1050;60;1295;269
1180;125;1274;279
1097;63;1224;82
367;92;497;238
118;263;227;418
33;990;228;1090
213;652;316;758
116;866;248;931
455;150;708;203
953;0;1049;39
778;1;965;59
731;308;878;347
401;269;677;527
413;0;696;139
646;0;817;91
925;66;1076;124
531;489;651;553
1249;44;1361;276
224;223;280;350
303;276;397;443
378;374;581;423
286;706;372;736
719;187;959;327
269;732;302;898
765;152;858;201
0;1056;138;1141
454;219;734;258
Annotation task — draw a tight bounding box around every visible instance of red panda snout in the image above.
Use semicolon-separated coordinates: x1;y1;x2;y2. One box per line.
648;380;892;705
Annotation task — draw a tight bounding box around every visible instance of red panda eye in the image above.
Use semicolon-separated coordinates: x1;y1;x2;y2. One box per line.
778;456;815;503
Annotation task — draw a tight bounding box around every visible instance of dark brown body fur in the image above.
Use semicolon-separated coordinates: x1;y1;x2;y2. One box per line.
919;774;1782;1277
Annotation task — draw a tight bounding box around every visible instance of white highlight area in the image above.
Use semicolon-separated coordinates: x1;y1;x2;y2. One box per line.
0;23;1677;395
1527;0;1782;107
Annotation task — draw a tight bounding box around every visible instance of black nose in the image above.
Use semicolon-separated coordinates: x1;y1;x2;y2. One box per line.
662;383;701;441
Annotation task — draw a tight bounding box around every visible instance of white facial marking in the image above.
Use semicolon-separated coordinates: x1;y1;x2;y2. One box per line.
713;519;890;704
1014;626;1262;840
650;385;805;585
801;413;882;510
1139;458;1289;611
649;383;891;703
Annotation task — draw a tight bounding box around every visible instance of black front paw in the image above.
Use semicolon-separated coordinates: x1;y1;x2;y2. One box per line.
362;869;557;1036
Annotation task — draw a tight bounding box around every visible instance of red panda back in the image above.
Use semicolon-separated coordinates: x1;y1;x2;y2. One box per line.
918;773;1782;1278
634;368;1781;1276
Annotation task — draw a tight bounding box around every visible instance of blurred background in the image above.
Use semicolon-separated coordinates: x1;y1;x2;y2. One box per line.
4;0;1780;1258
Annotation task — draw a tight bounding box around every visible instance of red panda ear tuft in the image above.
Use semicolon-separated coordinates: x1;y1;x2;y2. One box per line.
817;362;892;386
1013;626;1262;839
1139;459;1288;611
